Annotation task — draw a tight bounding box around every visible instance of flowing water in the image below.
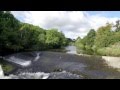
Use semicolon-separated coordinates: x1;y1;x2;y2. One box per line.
0;65;11;79
1;46;120;79
6;56;32;67
0;65;4;77
65;46;77;54
34;52;40;61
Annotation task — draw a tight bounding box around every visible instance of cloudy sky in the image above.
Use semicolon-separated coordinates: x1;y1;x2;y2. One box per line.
11;11;120;39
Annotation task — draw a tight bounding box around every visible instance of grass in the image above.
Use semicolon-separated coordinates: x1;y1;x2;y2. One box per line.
84;55;120;73
0;58;15;73
76;42;120;57
97;42;120;57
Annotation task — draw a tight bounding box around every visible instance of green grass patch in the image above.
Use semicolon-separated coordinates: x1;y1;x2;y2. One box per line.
97;42;120;57
0;59;15;73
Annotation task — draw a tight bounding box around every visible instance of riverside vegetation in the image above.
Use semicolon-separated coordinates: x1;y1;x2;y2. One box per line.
1;11;120;76
0;11;70;72
75;22;120;57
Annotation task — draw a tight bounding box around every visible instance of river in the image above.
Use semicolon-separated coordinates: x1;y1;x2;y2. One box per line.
66;46;120;69
1;46;120;79
65;46;77;54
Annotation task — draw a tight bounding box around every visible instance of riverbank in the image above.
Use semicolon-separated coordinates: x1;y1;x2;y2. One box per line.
0;58;15;75
75;53;120;70
66;45;120;70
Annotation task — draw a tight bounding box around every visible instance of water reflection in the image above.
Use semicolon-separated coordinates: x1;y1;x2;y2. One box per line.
65;46;77;54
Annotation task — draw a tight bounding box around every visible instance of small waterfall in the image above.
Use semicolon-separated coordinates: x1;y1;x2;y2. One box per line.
34;52;40;61
0;65;50;79
0;65;11;79
5;56;32;67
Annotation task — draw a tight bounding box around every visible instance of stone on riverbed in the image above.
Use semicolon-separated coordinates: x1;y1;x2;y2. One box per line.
9;72;50;79
48;71;83;79
8;70;83;79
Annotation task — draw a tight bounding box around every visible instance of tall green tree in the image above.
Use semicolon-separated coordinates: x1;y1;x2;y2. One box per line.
45;29;66;49
19;23;46;50
114;20;120;32
85;29;96;47
95;23;113;48
0;11;21;51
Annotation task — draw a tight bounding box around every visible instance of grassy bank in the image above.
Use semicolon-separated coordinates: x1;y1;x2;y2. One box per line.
97;43;120;57
76;42;120;57
0;58;15;74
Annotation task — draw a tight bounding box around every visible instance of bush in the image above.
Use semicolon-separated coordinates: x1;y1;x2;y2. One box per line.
97;42;120;56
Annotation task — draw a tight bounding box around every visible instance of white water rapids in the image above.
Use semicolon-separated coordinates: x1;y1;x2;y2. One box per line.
6;56;32;67
0;64;50;79
0;64;81;79
34;52;40;61
0;65;4;77
0;52;51;79
4;52;41;67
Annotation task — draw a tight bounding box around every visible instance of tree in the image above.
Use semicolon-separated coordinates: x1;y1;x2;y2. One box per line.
95;23;113;48
0;11;21;51
114;20;120;32
45;29;66;49
85;29;96;47
19;23;46;50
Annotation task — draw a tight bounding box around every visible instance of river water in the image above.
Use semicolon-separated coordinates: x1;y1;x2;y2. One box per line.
65;46;77;54
1;46;120;79
65;46;120;70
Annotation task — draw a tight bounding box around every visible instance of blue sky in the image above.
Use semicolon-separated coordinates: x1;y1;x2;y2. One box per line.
87;11;120;17
12;11;120;39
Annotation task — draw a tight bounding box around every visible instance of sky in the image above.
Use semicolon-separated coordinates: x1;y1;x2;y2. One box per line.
11;11;120;39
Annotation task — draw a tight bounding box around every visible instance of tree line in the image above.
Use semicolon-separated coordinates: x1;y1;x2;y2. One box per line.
75;21;120;56
0;11;68;55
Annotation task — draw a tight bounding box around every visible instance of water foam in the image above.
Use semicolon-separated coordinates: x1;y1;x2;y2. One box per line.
6;56;32;67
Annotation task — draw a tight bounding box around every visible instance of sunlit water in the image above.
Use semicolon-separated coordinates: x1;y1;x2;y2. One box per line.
0;65;4;77
65;46;77;54
34;52;40;61
4;52;41;67
2;46;120;79
5;56;32;67
0;65;11;79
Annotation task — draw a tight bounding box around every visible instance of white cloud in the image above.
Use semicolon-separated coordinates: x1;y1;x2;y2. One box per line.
12;11;120;39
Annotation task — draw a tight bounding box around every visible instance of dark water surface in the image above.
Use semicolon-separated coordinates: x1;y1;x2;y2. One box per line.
3;47;120;79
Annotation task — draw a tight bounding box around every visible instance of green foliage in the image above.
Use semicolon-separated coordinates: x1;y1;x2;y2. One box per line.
75;22;120;56
95;23;113;48
75;29;96;55
2;11;120;57
97;42;120;56
0;59;14;73
114;20;120;32
85;29;96;47
19;23;46;50
0;11;68;53
0;11;21;51
45;29;67;49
